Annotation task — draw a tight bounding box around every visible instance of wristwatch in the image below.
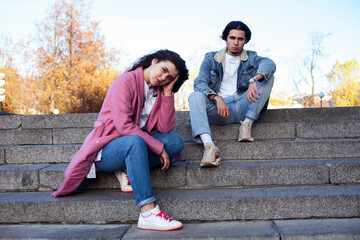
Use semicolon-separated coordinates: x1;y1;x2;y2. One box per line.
249;77;258;84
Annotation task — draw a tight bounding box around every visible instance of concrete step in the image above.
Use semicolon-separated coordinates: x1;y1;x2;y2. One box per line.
1;159;359;192
0;224;130;239
256;106;360;123
1;119;359;146
0;113;98;130
182;139;360;161
173;119;360;142
0;128;92;146
1;107;359;131
1;139;359;165
175;107;360;125
0;218;359;239
1;185;359;223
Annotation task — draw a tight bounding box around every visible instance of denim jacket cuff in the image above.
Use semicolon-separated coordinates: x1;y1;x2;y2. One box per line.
205;89;217;97
256;71;272;81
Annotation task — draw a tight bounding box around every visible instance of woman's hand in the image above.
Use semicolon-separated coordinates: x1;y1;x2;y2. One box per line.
214;95;229;120
247;82;260;103
159;148;170;171
162;75;179;96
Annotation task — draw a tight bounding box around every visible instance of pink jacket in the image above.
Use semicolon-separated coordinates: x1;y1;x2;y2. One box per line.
51;67;175;197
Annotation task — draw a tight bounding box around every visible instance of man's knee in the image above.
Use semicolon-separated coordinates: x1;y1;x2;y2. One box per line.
268;75;275;84
260;98;269;114
258;76;274;92
188;91;206;103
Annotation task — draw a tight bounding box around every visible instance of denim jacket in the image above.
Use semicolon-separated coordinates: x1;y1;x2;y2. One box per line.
194;47;276;96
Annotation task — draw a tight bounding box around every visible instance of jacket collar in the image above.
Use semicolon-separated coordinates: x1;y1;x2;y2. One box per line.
135;67;145;100
214;47;248;63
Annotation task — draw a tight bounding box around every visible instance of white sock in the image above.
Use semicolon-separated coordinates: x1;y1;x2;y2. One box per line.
243;117;255;128
141;208;154;217
200;133;213;147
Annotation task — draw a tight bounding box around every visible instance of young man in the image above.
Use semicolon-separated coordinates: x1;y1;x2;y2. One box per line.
188;21;276;167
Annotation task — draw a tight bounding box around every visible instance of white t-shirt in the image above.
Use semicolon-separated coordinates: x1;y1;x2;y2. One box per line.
88;81;157;178
217;53;240;98
138;82;157;129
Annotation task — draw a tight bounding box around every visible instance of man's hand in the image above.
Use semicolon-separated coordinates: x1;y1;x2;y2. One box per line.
159;148;170;171
247;82;261;103
162;75;179;96
214;95;229;119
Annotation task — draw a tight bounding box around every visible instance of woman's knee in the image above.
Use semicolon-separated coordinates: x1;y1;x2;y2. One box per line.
126;135;147;151
101;135;147;161
173;133;184;151
166;133;184;156
123;135;148;167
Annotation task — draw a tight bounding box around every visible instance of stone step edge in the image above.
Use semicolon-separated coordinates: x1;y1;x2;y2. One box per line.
182;138;360;161
1;185;359;223
2;107;360;130
1;137;359;148
0;218;359;239
1;159;359;192
2;138;360;165
1;119;360;147
0;139;360;165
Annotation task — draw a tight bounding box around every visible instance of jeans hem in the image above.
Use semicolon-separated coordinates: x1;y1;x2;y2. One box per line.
245;113;257;121
192;130;213;144
138;196;156;208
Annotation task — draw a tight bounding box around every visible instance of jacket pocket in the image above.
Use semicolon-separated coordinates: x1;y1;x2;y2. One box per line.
209;70;219;88
240;65;256;82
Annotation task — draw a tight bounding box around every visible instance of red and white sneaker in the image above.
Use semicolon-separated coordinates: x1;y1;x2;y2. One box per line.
114;169;133;193
138;205;183;231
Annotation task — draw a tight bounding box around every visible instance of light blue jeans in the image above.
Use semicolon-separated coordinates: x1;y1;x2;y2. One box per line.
95;132;184;208
188;77;274;143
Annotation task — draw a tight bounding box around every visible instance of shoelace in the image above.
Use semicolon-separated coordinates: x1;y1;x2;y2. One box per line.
123;170;131;185
156;210;174;222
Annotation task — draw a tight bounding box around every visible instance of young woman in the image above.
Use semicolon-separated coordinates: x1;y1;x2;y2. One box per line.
51;49;189;231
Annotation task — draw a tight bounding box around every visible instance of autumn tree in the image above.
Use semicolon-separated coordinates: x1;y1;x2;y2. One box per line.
293;32;330;107
175;69;198;111
328;60;360;106
269;92;292;108
33;0;120;114
0;35;37;114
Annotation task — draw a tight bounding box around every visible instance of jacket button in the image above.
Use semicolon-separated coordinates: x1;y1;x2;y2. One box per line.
96;140;99;144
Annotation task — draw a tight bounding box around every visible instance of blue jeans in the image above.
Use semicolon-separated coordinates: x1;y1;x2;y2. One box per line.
95;132;184;208
188;77;274;143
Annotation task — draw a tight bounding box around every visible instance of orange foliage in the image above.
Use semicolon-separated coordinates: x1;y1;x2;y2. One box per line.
328;60;360;106
32;0;120;114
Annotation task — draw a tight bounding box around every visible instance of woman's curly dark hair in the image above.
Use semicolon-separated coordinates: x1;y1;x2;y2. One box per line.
129;49;189;93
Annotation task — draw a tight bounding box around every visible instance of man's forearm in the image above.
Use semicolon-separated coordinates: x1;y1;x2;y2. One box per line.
252;73;265;82
208;94;217;101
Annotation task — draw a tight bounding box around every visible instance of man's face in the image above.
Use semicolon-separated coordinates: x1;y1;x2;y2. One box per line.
226;29;247;56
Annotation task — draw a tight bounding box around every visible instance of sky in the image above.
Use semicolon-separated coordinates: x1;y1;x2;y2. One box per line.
1;0;360;96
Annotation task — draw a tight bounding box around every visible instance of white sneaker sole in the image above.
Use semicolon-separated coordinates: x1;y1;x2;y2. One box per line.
137;224;183;231
238;136;254;142
200;157;221;168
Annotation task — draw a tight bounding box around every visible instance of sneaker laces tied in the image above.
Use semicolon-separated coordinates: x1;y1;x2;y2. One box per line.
156;209;174;222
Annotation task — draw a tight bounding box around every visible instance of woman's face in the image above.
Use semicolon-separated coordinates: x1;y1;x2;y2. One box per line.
146;59;178;87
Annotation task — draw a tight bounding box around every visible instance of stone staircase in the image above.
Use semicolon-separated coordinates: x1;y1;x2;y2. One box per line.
0;107;359;239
